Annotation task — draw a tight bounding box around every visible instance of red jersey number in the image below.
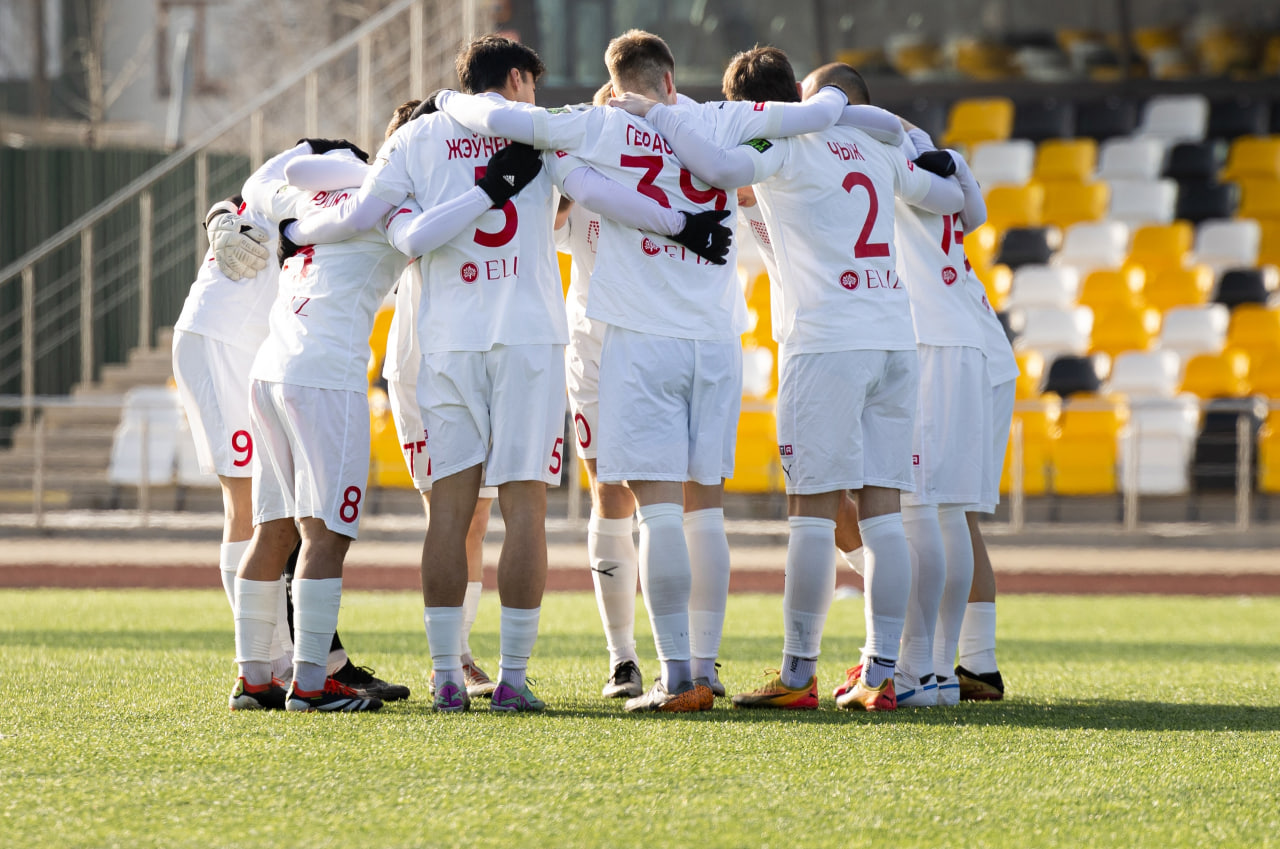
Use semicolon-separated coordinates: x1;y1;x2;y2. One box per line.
619;156;728;211
841;172;890;259
473;166;518;247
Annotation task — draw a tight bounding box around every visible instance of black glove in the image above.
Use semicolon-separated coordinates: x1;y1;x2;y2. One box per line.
277;218;302;267
409;90;446;119
476;143;543;206
297;138;370;163
672;209;732;265
913;150;956;178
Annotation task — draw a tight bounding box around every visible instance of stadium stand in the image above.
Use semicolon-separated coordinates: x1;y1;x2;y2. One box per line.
970;140;1036;188
995;226;1058;270
1097;137;1166;181
943;97;1015;148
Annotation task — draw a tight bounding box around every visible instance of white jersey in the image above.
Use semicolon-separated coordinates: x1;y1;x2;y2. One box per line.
895;201;986;349
248;184;412;393
560;201;601;333
382;264;421;385
746;125;935;354
738;200;781;284
173;205;278;352
367;105;569;353
534;100;793;340
968;268;1020;386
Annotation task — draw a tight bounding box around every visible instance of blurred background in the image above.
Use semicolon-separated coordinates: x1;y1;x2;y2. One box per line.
3;0;1280;529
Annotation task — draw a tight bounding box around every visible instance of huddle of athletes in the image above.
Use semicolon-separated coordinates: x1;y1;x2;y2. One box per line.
177;29;1014;714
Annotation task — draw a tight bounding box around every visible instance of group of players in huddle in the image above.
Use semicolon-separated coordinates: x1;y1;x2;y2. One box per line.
174;28;1014;714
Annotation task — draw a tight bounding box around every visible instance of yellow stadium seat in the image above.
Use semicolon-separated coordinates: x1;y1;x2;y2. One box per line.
943;97;1015;149
1001;396;1061;496
368;389;415;489
558;250;573;297
1196;31;1254;76
1179;349;1251;398
1090;305;1161;357
1142;265;1214;312
1128;223;1193;274
836;47;886;68
1265;35;1280;76
1040;181;1109;229
1227;305;1280;361
1049;395;1127;495
953;39;1015;80
1237;178;1280;221
1133;26;1181;58
1078;267;1146;313
367;307;394;385
725;404;782;493
985;184;1045;230
1259;220;1280;267
1222;137;1280;181
1257;411;1280;492
1014;349;1045;399
1035;139;1098;183
981;264;1013;311
966;224;1001;276
1250;351;1280;398
888;41;943;77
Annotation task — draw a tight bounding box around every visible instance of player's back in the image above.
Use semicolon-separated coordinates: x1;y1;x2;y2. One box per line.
895;197;986;350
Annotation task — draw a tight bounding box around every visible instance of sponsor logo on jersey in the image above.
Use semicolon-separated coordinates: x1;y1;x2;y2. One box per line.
840;270;860;290
941;266;958;286
547;106;570;114
827;141;865;162
753;102;766;112
460;262;479;283
778;444;794;456
555;150;568;158
641;237;662;257
745;138;773;154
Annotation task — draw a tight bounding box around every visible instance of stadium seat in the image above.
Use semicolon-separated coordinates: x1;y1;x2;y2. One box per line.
886;35;944;80
1042;354;1102;398
970;140;1036;188
1049;395;1126;495
1142;265;1214;311
1250;351;1280;398
175;416;217;487
1194;30;1253;77
994;226;1058;270
1158;304;1230;359
1009;306;1093;359
892;98;948;144
1106;179;1178;227
1266;35;1280;78
1213;268;1273;310
1221;136;1280;181
1259;220;1280;267
108;386;183;486
1179;349;1251;398
1162;141;1225;183
1207;97;1270;140
1090;305;1161;357
1015;349;1046;399
741;345;775;398
1041;181;1109;229
1035;139;1097;183
1078;267;1145;312
1000;396;1061;496
1128;222;1194;273
1237;178;1280;221
1174;181;1239;224
1096;138;1165;182
953;38;1016;80
1076;98;1139;141
943;97;1015;148
725;404;783;493
1135;94;1209;146
1257;410;1280;492
1007;265;1080;309
1122;396;1199;494
1012;98;1075;142
1226;304;1280;362
1055;220;1130;275
965;224;1000;273
1107;350;1182;398
985;184;1045;230
981;264;1013;310
1192;219;1260;273
1191;398;1264;493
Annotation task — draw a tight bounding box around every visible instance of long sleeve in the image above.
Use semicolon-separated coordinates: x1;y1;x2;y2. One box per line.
436;90;540;144
242;142;311;216
283;155;370;192
386;188;494;257
775;86;848;136
836;105;905;146
562;166;686;235
953;153;987;231
645;105;758;189
283;183;396;245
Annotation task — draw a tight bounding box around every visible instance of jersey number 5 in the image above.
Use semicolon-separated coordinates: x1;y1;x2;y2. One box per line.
473;165;518;247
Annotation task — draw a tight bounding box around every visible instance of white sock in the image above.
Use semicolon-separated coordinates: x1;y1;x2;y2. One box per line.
781;516;836;688
461;581;482;663
424;606;464;688
686;508;731;679
498;605;540;691
234;578;279;686
840;545;866;576
218;540;249;613
587;512;639;668
859;513;911;663
636;502;692;689
292;578;342;693
272;577;293;673
958;601;999;674
934;506;976;679
901;505;945;681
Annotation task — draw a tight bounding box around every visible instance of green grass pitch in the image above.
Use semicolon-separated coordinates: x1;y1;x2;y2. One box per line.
2;589;1278;848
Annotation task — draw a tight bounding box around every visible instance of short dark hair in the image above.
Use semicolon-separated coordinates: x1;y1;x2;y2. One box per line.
456;35;545;94
386;99;420;139
605;29;675;94
722;46;798;103
806;62;871;105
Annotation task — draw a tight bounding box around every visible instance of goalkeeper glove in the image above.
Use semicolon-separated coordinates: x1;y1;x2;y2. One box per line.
297;138;370;162
672;209;733;265
208;213;269;280
477;143;543;206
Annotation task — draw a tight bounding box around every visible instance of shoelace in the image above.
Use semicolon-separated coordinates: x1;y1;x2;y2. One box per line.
611;661;639;684
323;677;361;696
341;664;378;684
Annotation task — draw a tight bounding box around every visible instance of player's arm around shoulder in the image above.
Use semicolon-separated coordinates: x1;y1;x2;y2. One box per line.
889;140;965;216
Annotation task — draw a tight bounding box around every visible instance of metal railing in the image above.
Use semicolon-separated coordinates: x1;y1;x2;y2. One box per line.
0;0;489;416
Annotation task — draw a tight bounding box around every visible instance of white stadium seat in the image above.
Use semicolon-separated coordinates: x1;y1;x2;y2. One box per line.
1158;304;1229;360
1096;138;1166;182
1010;306;1094;360
1191;219;1261;275
1135;94;1209;146
1055;221;1131;275
1007;265;1081;309
1120;396;1200;495
969;140;1036;188
1106;178;1178;227
1107;350;1182;399
107;386;183;486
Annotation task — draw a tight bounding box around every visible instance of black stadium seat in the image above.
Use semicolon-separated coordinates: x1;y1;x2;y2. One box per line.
995;227;1057;270
1214;269;1270;309
1163;141;1225;184
1042;355;1101;399
1208;97;1269;140
1075;98;1139;141
1012;99;1074;142
1191;399;1264;493
1175;181;1239;224
997;310;1018;345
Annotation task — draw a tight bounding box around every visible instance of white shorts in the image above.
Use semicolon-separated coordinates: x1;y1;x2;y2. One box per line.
973;378;1016;513
250;380;371;538
387;377;497;497
566;317;605;460
596;326;741;486
776;348;918;494
172;330;256;477
418;344;567;487
903;345;991;507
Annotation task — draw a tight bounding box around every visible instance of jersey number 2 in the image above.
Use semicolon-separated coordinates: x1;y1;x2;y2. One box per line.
842;172;889;259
